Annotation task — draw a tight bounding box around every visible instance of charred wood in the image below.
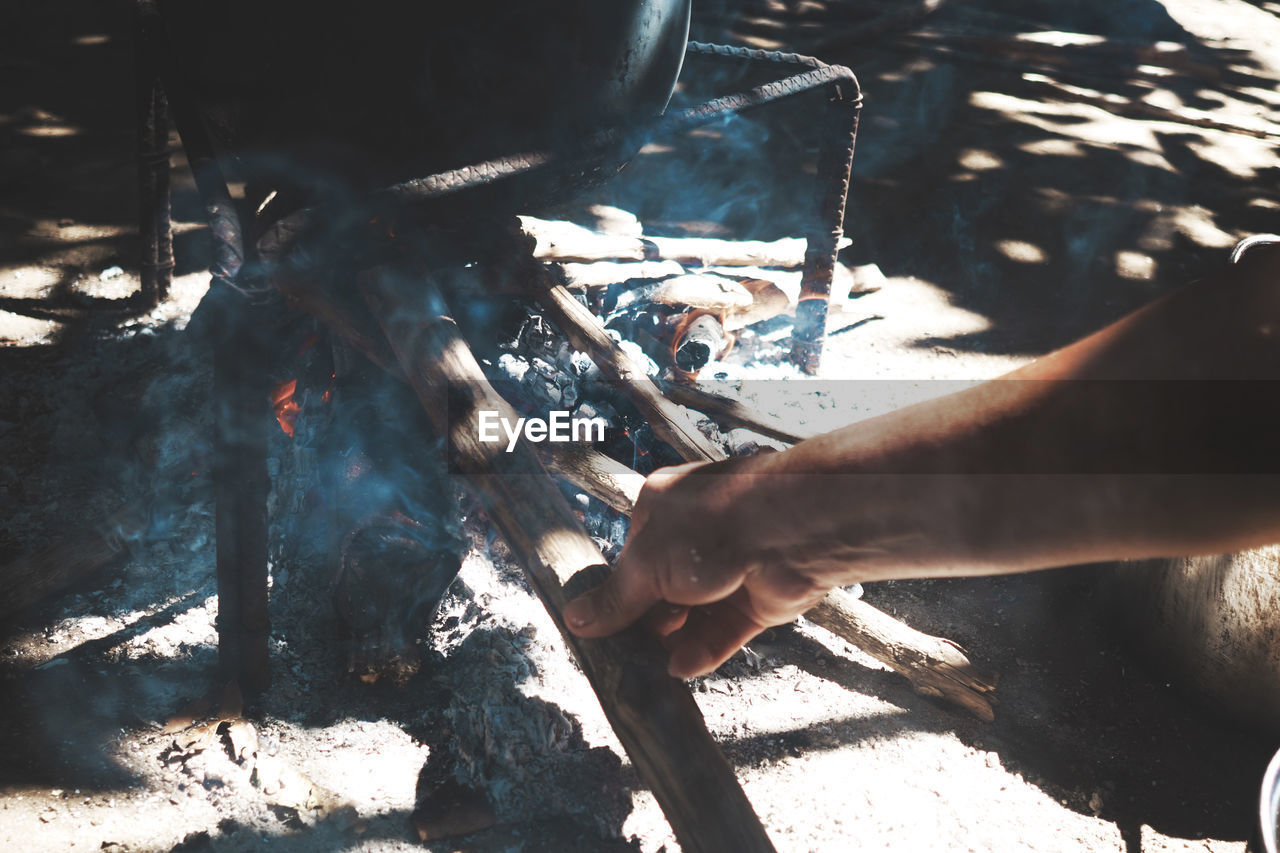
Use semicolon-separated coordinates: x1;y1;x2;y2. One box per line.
523;259;726;463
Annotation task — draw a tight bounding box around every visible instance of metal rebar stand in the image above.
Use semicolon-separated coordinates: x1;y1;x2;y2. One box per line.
209;286;272;698
792;87;860;374
135;0;173;308
383;42;862;375
139;0;272;697
679;43;861;375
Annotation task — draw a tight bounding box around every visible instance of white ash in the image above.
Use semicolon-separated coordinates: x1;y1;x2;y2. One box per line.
428;554;631;836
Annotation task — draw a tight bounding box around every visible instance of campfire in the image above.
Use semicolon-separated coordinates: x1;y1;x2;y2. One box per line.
0;2;1010;850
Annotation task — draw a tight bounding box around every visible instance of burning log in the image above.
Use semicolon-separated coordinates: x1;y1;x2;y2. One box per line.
671;313;728;375
359;264;777;853
318;356;469;685
517;242;811;464
589;273;793;354
527;262;725;463
521;215;851;268
335;513;462;685
640;274;756;314
582;262;877;319
537;444;997;721
616;306;730;378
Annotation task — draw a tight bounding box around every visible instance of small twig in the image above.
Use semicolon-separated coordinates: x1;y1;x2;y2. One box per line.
828;313;885;336
657;380;818;445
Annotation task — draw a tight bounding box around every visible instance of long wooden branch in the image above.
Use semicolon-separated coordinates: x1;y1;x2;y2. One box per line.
359;265;776;853
520;216;850;267
805;588;996;721
537;443;997;721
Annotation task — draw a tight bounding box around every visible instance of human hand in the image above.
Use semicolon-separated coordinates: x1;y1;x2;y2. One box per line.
562;457;835;678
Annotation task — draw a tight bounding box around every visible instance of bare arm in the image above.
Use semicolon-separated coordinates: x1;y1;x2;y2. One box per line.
564;248;1280;677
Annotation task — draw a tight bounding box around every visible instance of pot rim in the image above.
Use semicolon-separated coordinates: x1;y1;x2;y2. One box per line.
1259;746;1280;853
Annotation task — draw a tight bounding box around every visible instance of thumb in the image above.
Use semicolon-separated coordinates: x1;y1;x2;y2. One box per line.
563;555;663;638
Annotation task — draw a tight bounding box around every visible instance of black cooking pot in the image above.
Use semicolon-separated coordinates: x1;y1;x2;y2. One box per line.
160;0;691;205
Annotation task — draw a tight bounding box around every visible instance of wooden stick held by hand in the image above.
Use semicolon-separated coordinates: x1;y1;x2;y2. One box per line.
538;443;998;721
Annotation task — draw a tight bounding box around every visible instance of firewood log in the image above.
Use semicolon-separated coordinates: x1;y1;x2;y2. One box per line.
520;215;851;267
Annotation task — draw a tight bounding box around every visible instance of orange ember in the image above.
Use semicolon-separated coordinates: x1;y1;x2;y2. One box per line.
271;378;300;437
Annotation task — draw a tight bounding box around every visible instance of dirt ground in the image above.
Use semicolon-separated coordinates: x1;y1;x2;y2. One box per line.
4;0;1280;851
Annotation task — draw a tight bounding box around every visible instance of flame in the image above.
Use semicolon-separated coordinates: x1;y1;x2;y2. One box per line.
271;378;300;437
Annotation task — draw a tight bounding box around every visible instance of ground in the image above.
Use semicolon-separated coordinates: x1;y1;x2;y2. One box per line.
3;0;1280;851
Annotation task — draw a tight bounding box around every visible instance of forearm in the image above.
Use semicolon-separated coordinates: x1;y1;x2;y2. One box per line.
562;247;1280;673
732;253;1280;581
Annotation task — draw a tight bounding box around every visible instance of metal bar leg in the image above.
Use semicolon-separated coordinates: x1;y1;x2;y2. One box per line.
211;288;272;696
135;1;172;307
790;91;860;374
141;0;272;696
